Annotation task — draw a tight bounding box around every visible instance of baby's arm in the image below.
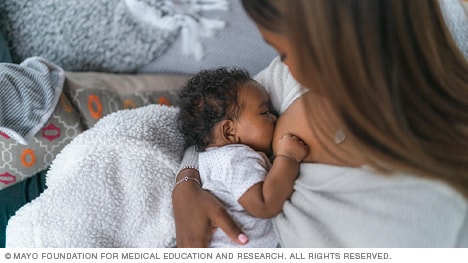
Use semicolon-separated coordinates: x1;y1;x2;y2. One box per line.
238;134;309;218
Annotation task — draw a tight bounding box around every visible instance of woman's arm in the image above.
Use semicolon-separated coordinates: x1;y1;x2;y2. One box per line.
172;147;249;247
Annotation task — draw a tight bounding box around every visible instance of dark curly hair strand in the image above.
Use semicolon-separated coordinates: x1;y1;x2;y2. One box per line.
177;67;252;151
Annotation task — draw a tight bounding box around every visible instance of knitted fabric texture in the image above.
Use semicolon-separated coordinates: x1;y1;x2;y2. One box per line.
0;0;227;72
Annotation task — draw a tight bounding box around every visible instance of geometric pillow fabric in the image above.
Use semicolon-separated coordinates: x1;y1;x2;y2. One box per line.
0;72;190;190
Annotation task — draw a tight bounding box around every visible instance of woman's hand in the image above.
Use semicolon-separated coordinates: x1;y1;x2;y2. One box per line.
172;168;249;247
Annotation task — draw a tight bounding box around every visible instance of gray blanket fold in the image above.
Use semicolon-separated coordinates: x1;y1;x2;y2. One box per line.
0;0;228;72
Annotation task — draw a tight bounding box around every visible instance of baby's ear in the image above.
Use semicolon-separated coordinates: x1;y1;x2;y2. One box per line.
220;119;238;144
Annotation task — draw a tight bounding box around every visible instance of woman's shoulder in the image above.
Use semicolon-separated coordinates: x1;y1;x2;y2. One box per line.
254;56;309;114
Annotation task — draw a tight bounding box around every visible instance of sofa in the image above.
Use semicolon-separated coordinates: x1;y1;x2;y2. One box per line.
0;0;467;247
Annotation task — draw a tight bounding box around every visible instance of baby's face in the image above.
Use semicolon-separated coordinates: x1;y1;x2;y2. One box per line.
234;81;277;154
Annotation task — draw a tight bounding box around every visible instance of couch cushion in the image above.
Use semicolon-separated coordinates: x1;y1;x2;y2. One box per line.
0;72;190;190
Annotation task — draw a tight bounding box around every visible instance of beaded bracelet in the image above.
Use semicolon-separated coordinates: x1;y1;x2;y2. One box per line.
174;176;201;188
175;165;199;179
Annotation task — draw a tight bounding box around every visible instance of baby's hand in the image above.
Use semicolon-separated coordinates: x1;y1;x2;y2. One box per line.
276;134;309;163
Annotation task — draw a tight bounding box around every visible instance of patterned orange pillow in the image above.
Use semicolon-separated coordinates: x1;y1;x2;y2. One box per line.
64;72;190;128
0;72;190;190
0;93;83;189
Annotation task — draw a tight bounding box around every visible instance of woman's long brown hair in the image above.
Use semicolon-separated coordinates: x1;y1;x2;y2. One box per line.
243;0;468;197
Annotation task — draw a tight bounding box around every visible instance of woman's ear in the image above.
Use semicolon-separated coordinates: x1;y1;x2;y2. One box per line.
219;119;238;144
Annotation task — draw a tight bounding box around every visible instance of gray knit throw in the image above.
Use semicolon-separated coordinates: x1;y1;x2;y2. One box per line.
0;0;228;72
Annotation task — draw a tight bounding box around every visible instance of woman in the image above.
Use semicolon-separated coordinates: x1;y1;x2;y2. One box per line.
172;0;468;247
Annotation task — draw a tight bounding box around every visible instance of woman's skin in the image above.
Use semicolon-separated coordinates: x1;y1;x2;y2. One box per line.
259;25;367;167
273;91;365;167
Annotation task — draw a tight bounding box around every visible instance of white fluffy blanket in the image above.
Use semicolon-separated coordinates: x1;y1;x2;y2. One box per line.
6;105;185;247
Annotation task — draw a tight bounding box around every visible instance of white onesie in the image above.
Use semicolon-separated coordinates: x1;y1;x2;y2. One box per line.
199;144;278;247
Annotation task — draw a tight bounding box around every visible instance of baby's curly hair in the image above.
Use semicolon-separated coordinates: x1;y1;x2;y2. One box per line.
177;67;252;151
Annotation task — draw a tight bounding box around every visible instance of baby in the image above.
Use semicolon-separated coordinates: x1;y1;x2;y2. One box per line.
177;67;308;247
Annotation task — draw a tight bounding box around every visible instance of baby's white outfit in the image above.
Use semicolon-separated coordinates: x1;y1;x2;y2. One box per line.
199;144;278;247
